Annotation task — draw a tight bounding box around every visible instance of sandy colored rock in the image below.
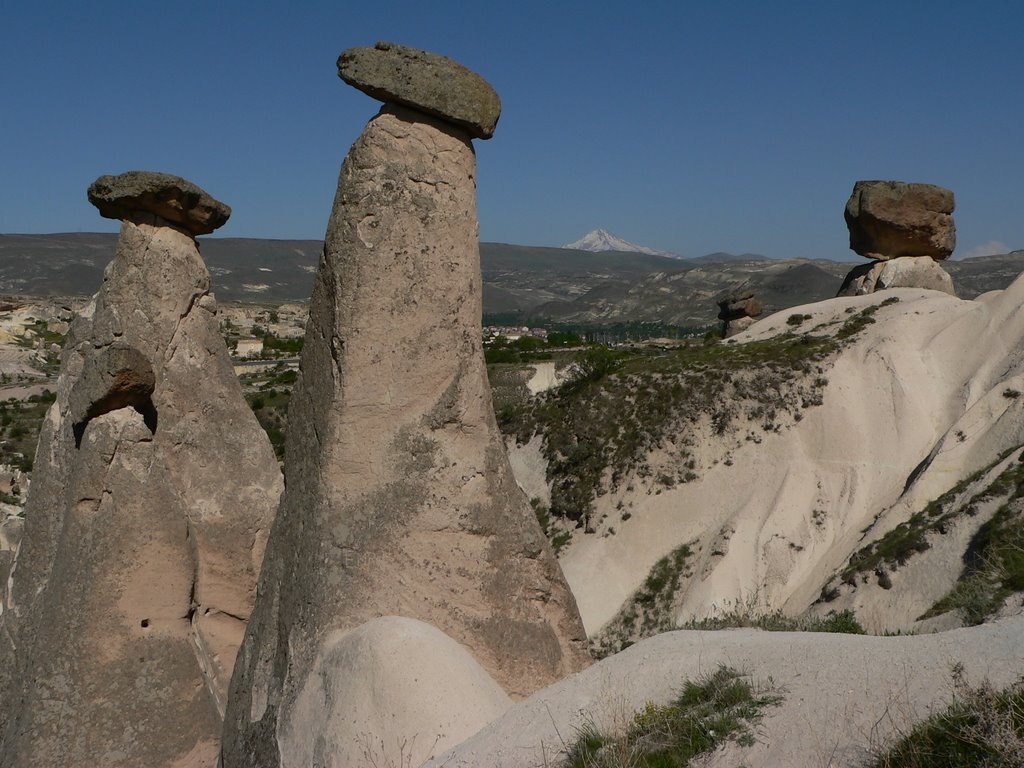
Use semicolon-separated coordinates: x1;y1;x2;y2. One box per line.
427;618;1024;768
222;104;589;767
845;180;955;260
88;170;231;235
284;616;511;768
338;41;501;139
0;201;282;766
837;255;956;296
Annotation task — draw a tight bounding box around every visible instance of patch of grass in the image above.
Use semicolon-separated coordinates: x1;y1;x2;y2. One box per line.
591;543;695;658
869;666;1024;768
825;448;1024;600
684;608;865;635
564;666;781;768
920;475;1024;625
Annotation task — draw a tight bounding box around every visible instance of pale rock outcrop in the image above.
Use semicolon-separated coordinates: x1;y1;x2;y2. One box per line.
840;180;957;296
222;45;589;767
717;289;763;337
0;171;282;767
837;254;956;296
284;617;511;768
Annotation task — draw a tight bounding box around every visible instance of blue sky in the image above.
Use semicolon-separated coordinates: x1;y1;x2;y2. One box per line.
2;1;1022;260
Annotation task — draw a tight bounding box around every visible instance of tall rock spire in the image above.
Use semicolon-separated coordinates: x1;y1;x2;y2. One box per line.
0;171;283;767
222;43;590;767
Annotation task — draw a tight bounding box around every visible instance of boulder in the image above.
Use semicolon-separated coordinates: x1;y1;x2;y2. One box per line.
283;617;512;768
222;90;589;765
87;170;231;235
837;256;956;297
717;290;763;337
0;174;282;767
337;41;501;139
717;290;763;321
845;180;955;260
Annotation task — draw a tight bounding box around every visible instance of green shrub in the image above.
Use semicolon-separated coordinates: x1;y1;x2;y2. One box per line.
564;666;781;768
869;667;1024;768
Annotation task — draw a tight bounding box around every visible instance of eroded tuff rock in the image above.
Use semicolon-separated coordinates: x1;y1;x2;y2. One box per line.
88;170;232;235
338;41;501;139
717;290;763;337
837;256;956;297
845;180;956;260
222;81;588;765
0;175;282;767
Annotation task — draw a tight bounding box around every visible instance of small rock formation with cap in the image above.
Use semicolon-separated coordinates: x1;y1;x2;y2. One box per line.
0;171;282;767
717;290;763;337
839;180;957;297
221;44;589;767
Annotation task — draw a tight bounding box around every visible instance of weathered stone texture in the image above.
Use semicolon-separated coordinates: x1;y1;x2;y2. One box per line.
222;105;589;767
837;256;957;297
845;180;956;260
88;170;232;235
338;42;501;139
0;210;282;766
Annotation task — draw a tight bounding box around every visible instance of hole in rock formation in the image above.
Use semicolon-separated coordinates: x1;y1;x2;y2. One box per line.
140;618;150;628
72;348;159;448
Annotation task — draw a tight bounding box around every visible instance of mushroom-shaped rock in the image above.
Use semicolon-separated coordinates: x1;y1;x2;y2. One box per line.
88;170;231;236
716;290;763;321
0;179;281;766
845;180;955;260
338;41;501;139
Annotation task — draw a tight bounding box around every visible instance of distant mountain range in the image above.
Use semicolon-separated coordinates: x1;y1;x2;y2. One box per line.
1;233;1021;328
561;228;681;258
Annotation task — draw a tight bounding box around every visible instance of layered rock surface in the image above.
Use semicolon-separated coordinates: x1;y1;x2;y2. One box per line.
222;51;589;767
0;174;282;767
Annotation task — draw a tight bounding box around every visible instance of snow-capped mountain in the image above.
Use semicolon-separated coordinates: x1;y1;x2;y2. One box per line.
561;228;681;258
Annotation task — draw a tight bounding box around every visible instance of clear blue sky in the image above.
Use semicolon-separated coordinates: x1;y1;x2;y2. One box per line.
3;1;1022;260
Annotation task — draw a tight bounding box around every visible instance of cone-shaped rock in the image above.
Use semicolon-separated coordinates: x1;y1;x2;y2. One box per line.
0;174;282;767
222;68;589;766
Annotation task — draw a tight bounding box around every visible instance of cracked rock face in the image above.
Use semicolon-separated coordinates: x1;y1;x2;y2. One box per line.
221;103;589;767
0;191;282;766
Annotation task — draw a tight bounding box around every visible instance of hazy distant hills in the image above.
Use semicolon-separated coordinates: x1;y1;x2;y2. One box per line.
1;233;1021;328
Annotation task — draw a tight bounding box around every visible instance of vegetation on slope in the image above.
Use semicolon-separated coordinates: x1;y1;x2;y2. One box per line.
498;303;890;532
870;665;1024;768
819;447;1024;608
920;458;1024;625
564;666;781;768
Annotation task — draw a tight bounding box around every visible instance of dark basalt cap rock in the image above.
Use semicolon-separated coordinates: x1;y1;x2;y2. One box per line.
845;180;955;260
337;41;501;140
717;290;763;321
88;171;231;235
